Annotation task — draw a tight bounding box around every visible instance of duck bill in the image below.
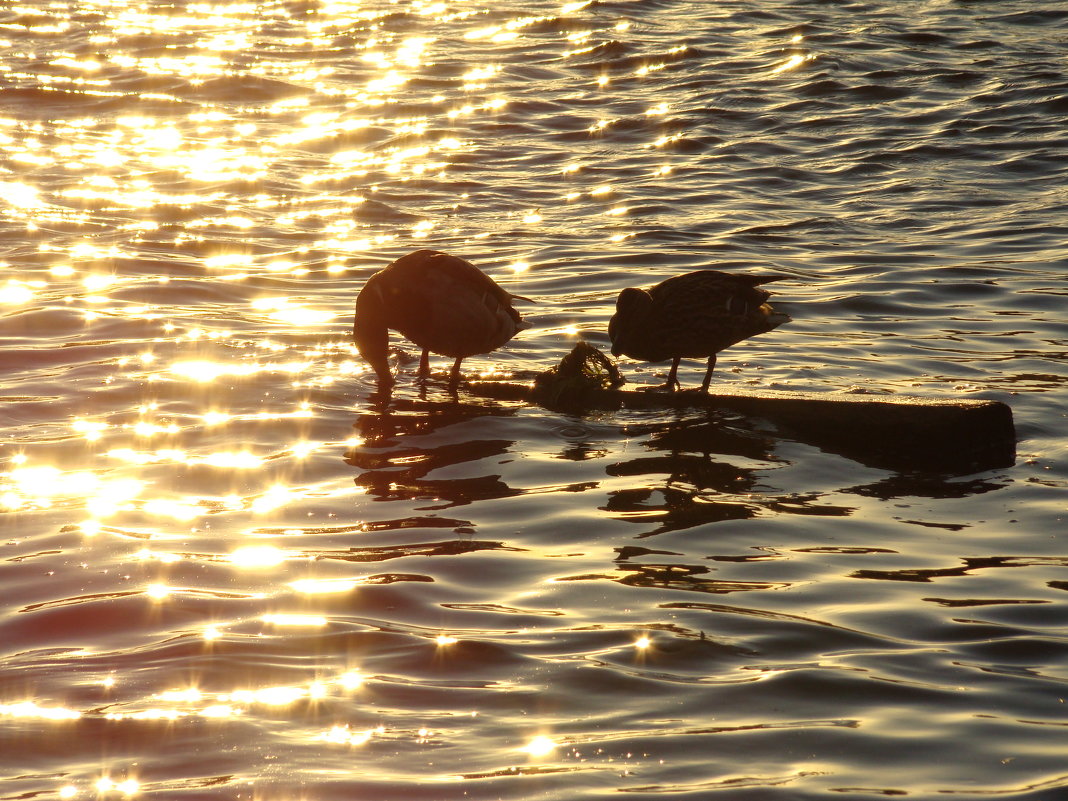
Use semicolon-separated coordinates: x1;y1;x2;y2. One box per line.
766;310;792;328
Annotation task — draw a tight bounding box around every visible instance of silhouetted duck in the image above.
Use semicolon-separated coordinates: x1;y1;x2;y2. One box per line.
608;269;790;392
353;249;531;385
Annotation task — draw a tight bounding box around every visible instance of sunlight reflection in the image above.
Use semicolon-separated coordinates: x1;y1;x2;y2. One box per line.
204;253;254;270
290;440;321;458
0;701;81;720
462;65;498;87
82;273;119;292
158;688;203;704
289;578;361;594
339;671;364;690
201;704;235;717
224;686;308;705
261;613;328;627
106;448;182;465
648;133;683;148
170;359;312;382
465;14;550;42
134;549;182;563
322;724;378;746
105;709;189;728
252;297;335;326
436;634;459;646
94;777;138;796
105;448;263;469
0;280;35;305
198;451;264;468
116;779;139;795
80;520;102;536
251;484;296;514
771;53;814;74
142;498;206;521
522;735;557;758
2;463;144;516
0;181;46;210
229;545;291;568
130;420;180;437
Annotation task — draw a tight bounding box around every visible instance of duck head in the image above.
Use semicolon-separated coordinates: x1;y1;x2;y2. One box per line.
353;281;393;385
608;287;653;357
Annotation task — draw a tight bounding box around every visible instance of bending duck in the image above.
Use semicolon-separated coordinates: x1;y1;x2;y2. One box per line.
608;269;790;392
353;249;531;385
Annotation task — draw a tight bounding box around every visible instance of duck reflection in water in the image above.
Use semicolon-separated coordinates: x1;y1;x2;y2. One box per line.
352;249;532;387
608;269;791;392
603;416;854;538
347;395;521;509
604;418;767;537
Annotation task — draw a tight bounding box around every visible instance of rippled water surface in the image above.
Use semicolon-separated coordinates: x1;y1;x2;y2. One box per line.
2;1;1067;798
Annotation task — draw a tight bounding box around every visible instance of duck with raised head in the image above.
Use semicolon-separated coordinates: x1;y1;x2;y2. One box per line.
608;269;791;392
353;249;531;385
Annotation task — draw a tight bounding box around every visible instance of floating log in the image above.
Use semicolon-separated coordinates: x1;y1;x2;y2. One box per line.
466;379;1015;474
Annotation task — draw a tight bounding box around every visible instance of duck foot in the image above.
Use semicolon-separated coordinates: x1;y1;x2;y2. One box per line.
636;381;680;393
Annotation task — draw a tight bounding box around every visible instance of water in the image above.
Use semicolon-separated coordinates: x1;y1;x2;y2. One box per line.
1;0;1067;798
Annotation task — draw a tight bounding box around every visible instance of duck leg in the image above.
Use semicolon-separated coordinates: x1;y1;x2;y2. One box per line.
699;354;717;393
418;349;431;378
663;357;682;392
448;356;464;384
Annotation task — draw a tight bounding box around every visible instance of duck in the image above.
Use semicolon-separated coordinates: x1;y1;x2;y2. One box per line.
353;249;531;385
608;269;791;392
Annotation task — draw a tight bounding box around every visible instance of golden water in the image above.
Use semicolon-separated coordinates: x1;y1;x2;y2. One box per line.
2;1;1067;798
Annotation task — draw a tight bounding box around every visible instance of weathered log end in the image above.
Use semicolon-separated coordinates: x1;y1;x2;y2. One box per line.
703;388;1015;472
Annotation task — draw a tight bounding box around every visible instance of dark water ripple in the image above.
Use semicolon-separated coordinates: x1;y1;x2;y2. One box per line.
2;0;1068;798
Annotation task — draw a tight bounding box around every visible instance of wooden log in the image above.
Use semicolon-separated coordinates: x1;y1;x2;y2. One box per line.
467;379;1016;473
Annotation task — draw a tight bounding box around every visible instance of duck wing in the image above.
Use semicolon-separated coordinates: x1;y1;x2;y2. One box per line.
384;250;528;357
644;270;787;357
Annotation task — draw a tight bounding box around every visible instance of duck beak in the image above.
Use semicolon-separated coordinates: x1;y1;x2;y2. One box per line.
353;293;393;383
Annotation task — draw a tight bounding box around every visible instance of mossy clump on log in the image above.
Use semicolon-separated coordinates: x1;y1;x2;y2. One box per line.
531;341;625;411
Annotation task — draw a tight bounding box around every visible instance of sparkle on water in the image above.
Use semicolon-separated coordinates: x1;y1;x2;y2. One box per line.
1;0;1066;799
